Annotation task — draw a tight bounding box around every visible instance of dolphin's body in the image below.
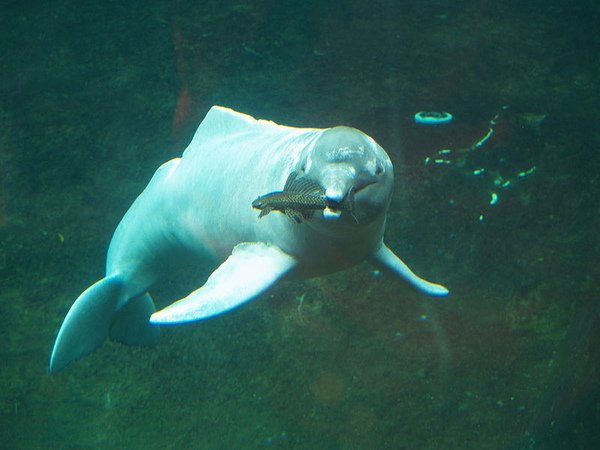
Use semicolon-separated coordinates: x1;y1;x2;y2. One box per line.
49;106;448;372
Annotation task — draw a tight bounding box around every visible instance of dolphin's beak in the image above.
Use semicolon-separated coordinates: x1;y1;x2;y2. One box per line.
324;185;356;221
325;186;346;203
321;185;347;220
322;172;352;221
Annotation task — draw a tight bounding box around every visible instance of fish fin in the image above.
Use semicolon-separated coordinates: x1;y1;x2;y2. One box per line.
150;242;297;324
370;243;449;296
284;172;324;195
285;209;304;224
109;293;159;347
301;210;314;220
283;171;299;190
50;276;125;373
258;207;271;218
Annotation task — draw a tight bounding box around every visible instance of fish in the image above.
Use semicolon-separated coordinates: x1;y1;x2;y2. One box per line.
252;171;354;223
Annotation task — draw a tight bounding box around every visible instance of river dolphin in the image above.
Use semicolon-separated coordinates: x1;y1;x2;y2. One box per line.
49;106;448;372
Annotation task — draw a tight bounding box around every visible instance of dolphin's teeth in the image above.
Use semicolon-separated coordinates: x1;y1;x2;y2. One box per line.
323;207;342;219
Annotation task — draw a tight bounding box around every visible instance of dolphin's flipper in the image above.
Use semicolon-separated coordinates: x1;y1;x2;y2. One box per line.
50;276;125;373
109;293;159;346
150;242;297;325
371;244;449;296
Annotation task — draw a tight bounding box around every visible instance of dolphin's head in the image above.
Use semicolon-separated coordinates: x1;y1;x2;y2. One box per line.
298;126;394;225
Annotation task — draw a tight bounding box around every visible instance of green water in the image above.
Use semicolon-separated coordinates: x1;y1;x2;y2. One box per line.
1;0;598;448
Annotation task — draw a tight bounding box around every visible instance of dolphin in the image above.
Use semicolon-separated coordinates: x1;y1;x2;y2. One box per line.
49;106;448;373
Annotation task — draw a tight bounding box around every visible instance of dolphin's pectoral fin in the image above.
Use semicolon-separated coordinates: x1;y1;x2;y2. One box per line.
371;243;449;296
50;276;125;373
150;242;297;325
109;293;159;346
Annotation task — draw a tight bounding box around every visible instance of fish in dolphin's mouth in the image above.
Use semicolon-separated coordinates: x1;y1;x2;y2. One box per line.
252;171;356;224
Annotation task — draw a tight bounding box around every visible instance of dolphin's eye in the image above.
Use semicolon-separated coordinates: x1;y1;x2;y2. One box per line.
375;164;383;175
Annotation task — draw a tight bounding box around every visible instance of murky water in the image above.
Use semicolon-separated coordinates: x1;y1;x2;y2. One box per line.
1;0;598;448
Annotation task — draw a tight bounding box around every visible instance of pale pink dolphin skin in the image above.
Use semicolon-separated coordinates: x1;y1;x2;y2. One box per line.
49;106;448;373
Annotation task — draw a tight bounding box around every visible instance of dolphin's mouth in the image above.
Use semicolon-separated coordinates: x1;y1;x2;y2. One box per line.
320;176;380;223
323;207;342;219
322;204;359;224
327;178;385;224
323;186;360;222
353;179;380;204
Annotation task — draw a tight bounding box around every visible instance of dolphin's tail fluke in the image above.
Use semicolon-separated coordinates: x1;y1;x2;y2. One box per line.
49;276;159;373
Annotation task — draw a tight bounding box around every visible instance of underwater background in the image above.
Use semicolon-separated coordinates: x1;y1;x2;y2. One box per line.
1;0;598;448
